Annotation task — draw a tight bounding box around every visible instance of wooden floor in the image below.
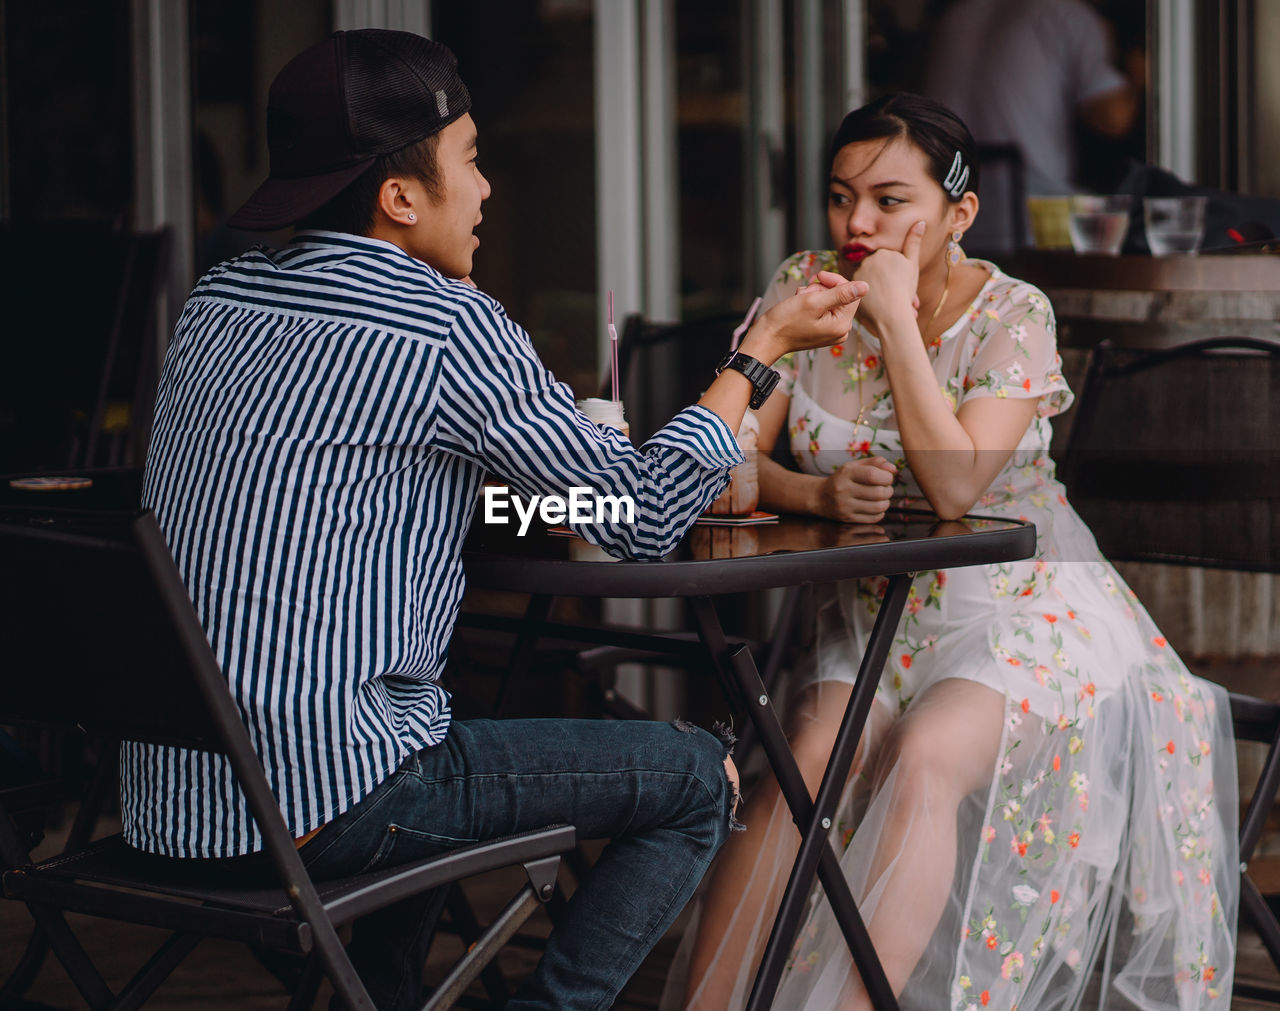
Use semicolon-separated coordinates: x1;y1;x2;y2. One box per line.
3;842;1279;1010
4;657;1280;1009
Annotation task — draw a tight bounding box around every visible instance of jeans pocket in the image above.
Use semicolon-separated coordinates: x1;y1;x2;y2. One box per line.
361;822;480;874
355;825;403;875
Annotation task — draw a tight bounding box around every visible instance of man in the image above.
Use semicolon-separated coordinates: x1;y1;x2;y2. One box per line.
922;0;1142;197
124;30;865;1009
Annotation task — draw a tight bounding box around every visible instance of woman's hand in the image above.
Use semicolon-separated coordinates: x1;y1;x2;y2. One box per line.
851;220;926;337
813;456;897;523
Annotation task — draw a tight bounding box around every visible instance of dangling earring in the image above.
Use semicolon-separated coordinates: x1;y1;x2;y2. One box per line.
926;230;965;344
407;212;416;222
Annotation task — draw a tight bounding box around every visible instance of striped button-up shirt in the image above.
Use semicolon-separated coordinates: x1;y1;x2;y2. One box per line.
121;232;742;857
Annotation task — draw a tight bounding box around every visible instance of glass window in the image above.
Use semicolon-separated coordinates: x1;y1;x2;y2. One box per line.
674;1;751;317
193;0;333;275
436;0;599;396
3;1;133;224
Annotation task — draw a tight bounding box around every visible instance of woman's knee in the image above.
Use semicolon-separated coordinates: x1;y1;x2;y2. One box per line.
873;712;997;802
874;722;948;800
789;719;840;796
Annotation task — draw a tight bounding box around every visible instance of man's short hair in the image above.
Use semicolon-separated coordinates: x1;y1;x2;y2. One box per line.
299;133;442;236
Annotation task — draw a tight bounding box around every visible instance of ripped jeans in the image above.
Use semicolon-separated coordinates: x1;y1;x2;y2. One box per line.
298;718;737;1011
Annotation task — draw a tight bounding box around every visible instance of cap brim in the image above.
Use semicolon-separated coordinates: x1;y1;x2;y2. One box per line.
227;159;376;231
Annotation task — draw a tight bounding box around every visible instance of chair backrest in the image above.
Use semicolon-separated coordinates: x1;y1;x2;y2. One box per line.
1060;337;1280;572
608;312;742;444
0;224;172;471
0;508;228;750
962;143;1029;257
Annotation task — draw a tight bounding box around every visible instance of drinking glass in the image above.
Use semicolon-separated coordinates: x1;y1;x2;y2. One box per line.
1143;196;1207;255
1068;195;1132;255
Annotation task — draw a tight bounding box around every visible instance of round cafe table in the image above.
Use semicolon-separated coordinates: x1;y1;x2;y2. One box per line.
462;509;1035;1011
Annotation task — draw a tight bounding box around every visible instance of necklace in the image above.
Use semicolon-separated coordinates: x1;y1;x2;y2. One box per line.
921;258;954;350
852;328;875;428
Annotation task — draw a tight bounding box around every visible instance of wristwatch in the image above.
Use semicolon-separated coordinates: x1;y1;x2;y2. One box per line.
716;351;780;410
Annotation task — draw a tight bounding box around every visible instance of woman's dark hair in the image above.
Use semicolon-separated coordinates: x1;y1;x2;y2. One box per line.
828;93;979;202
299;132;442;235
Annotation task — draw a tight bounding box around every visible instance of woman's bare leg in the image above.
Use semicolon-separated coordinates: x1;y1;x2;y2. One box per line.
682;682;890;1010
839;678;1005;1009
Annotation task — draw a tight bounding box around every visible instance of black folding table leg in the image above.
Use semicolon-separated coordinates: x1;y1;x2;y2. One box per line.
688;597;895;1010
725;642;899;1011
733;584;805;765
689;576;911;1011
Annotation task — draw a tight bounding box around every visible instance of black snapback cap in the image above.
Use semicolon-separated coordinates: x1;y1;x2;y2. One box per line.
228;29;471;231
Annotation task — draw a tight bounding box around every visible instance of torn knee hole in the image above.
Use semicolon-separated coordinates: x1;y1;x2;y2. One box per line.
710;718;738;756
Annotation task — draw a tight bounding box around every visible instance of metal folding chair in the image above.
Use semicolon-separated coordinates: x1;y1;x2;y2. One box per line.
1061;335;1280;999
0;730;116;1006
963;142;1029;256
0;506;573;1010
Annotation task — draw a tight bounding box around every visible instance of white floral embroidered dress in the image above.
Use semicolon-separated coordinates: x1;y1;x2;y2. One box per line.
732;252;1235;1011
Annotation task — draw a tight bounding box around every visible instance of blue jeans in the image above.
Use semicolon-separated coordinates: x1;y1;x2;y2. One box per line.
298;718;736;1010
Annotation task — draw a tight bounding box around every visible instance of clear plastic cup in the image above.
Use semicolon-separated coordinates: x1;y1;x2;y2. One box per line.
706;414;760;516
1068;195;1132;255
1143;196;1207;255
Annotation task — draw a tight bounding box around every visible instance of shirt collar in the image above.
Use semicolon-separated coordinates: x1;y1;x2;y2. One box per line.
280;229;448;281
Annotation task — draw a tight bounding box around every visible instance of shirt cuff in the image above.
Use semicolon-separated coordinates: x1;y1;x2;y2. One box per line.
642;404;746;470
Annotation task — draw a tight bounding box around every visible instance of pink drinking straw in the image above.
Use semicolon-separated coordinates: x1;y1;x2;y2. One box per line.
730;296;762;352
608;289;620;402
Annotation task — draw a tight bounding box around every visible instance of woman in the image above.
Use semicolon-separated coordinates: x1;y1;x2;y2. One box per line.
674;94;1236;1011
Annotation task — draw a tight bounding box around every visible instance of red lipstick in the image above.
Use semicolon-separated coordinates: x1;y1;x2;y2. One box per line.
841;243;871;264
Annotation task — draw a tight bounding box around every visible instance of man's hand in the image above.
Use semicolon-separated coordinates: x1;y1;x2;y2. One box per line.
737;273;868;365
814;456;897;524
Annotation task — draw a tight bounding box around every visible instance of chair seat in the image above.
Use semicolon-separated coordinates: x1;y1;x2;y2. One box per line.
5;825;575;954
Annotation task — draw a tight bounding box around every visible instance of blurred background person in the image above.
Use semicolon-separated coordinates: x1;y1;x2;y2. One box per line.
921;0;1144;198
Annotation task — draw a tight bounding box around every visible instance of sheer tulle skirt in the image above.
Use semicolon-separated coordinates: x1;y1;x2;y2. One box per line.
663;556;1238;1011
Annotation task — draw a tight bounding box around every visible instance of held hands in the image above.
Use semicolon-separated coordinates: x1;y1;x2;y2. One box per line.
814;456;897;524
851;220;926;336
739;272;869;365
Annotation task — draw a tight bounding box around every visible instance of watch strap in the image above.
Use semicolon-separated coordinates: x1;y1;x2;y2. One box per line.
716;351;780;410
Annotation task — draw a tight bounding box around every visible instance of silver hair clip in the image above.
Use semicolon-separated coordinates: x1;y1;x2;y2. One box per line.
943;151;969;198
